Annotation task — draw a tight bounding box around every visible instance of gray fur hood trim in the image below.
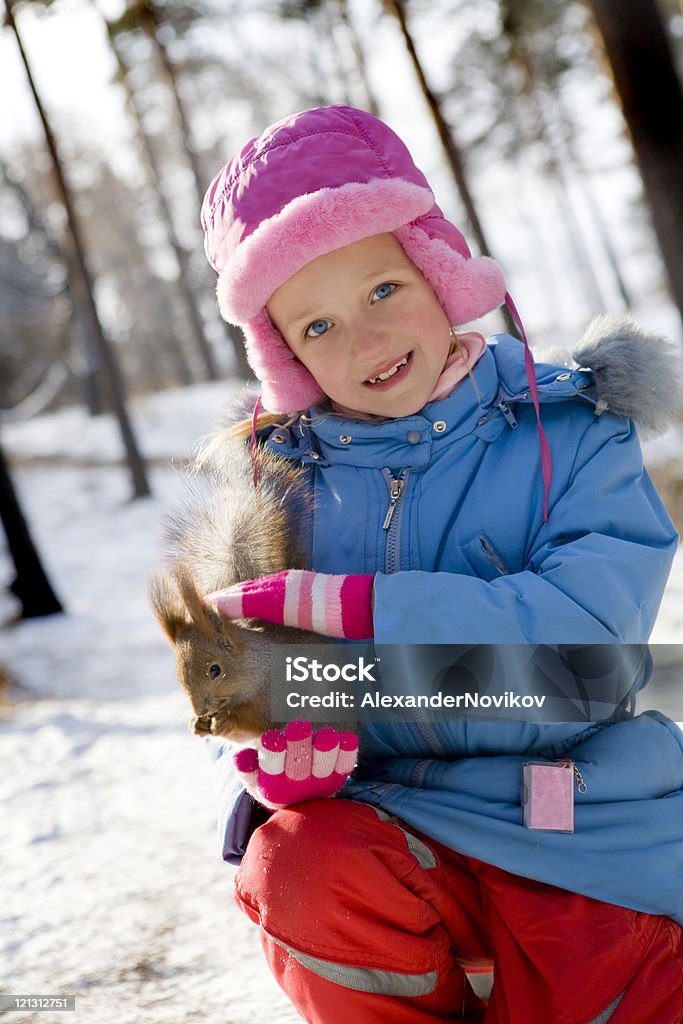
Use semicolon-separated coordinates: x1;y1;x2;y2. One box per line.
571;314;682;437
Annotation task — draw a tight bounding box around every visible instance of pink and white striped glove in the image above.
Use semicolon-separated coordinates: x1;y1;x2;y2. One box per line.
209;569;374;639
233;721;359;810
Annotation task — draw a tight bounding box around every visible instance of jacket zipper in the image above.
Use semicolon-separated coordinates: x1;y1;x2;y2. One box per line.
382;474;405;530
380;468;446;759
477;393;520;429
382;469;409;575
496;398;518;429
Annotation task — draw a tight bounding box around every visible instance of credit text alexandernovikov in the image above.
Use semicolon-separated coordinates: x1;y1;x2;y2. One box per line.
285;691;547;710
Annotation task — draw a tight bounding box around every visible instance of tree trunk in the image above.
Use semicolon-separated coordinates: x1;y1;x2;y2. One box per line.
497;8;632;311
586;0;683;322
114;1;250;380
147;16;252;379
107;25;217;382
0;132;102;415
138;2;207;208
499;31;609;311
0;438;62;618
381;0;517;335
5;0;150;499
551;83;633;310
333;0;382;114
320;1;354;106
337;0;381;116
381;0;496;259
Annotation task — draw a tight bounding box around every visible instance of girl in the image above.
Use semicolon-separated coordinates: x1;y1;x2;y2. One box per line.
199;106;683;1022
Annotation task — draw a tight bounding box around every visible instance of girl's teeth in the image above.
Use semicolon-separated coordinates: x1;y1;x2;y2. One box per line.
369;356;408;384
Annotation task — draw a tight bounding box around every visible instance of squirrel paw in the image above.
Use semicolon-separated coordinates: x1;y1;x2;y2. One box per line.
233;721;358;809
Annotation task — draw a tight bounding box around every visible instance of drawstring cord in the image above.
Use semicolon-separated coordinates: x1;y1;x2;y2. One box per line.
505;292;552;523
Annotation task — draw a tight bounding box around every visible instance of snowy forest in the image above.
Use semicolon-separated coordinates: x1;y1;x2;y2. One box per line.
2;1;683;1021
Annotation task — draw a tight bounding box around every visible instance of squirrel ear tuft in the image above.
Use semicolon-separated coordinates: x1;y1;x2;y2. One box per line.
147;570;189;644
173;563;241;647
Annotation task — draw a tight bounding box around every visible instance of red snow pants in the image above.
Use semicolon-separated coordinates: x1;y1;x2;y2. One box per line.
234;799;683;1024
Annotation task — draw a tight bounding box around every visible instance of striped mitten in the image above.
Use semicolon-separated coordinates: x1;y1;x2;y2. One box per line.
234;721;359;809
209;569;374;639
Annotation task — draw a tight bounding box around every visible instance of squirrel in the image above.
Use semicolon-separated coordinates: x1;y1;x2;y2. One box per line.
148;428;330;743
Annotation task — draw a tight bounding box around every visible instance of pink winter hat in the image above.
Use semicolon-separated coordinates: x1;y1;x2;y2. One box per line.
201;105;507;413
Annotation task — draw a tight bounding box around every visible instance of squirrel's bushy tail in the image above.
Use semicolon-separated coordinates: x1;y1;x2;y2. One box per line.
162;441;312;594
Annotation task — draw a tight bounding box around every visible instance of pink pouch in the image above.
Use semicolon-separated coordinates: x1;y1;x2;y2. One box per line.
522;760;575;832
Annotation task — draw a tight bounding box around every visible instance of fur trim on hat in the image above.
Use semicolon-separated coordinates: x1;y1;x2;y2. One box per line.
216;179;434;324
573;314;682;437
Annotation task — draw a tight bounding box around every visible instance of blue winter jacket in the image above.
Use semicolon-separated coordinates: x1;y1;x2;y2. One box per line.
212;334;683;925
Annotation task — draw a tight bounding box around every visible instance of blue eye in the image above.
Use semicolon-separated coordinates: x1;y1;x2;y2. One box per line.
305;319;332;338
372;282;396;301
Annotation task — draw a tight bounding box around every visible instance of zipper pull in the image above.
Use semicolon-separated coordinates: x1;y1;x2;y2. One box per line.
496;398;518;429
382;478;405;530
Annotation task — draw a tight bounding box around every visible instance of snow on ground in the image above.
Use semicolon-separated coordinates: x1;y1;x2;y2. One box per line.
1;384;300;1024
1;378;681;1024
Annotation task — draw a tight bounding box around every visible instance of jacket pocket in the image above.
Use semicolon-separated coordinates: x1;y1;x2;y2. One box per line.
460;532;511;581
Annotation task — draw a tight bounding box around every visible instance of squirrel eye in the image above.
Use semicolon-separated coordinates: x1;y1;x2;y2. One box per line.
209;663;222;680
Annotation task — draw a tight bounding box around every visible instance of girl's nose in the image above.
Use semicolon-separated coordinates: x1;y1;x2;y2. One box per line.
348;318;391;359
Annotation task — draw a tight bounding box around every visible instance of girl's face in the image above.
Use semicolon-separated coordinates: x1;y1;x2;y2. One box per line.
267;234;452;418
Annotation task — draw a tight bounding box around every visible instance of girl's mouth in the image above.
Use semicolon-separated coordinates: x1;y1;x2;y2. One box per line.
365;352;412;388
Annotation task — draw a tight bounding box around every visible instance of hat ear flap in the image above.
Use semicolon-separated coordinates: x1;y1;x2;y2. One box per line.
215;275;325;414
242;310;325;414
394;223;507;326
